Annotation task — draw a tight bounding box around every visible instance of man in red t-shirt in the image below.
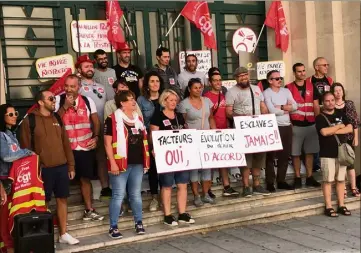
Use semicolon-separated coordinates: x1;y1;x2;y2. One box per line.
203;72;239;196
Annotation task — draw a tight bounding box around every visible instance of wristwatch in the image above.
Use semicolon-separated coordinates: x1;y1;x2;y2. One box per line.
281;105;284;110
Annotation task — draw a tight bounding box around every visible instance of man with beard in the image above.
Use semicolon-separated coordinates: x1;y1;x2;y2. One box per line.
93;49;117;101
178;54;207;98
150;47;181;97
315;92;352;217
226;67;270;197
55;74;105;221
113;43;144;98
20;90;79;245
76;55;111;199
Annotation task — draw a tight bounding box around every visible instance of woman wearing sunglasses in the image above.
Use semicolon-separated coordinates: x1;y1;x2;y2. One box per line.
0;104;34;253
179;78;216;207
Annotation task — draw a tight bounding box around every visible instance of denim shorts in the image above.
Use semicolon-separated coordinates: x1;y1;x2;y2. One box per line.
190;169;212;183
159;171;190;187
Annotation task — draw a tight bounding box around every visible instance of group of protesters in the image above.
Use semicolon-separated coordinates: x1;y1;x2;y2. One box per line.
0;42;360;250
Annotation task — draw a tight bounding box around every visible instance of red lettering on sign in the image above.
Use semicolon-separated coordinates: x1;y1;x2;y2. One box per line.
244;133;279;148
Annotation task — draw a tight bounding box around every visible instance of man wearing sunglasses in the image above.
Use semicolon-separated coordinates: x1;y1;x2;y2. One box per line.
76;55;111;200
226;66;270;198
263;70;297;192
306;57;333;104
20;90;79;245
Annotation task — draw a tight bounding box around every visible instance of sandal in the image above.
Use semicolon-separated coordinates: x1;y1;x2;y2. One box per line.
324;208;338;217
351;188;360;197
337;206;352;216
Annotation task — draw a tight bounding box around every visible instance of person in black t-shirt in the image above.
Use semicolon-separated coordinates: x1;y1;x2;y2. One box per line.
308;57;334;103
150;89;195;226
315;92;353;217
113;43;144;98
104;90;149;238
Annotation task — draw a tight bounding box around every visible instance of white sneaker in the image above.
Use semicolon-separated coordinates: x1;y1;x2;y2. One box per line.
59;233;80;245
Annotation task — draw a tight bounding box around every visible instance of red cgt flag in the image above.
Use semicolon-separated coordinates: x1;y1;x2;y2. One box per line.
181;1;217;50
264;1;289;52
27;68;72;113
106;0;125;50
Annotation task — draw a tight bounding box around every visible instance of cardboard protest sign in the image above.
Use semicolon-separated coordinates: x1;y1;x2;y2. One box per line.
256;60;285;80
197;129;246;169
36;54;74;81
152;129;201;174
179;50;211;72
233;114;283;153
222;80;237;90
71;20;112;52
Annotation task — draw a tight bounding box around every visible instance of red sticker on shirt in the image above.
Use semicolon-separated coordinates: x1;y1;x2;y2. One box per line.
83;86;90;92
324;85;330;91
131;128;139;134
10;143;19;152
98;87;104;93
163;119;171;126
108;77;115;85
255;91;260;96
169;78;175;85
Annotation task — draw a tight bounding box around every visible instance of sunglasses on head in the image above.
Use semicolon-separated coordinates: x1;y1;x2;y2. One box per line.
270;77;284;81
93;89;103;99
5;111;19;117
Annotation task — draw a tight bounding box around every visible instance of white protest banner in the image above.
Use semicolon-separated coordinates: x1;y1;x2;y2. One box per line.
152;129;201;174
256;60;285;80
36;54;74;81
197;129;246;169
222;80;237;90
179;50;211;72
233;114;283;153
71;20;112;52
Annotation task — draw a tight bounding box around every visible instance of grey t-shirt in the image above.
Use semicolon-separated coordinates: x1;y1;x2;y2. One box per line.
79;80;107;123
93;68;117;101
226;85;264;116
178;97;213;130
263;87;298;126
178;70;207;97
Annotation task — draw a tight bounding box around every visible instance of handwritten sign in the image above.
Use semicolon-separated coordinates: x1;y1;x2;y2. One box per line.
35;54;74;81
222;80;237;90
152;130;201;174
234;114;283;153
179;50;212;72
71;20;112;52
197;129;246;169
256;61;285;80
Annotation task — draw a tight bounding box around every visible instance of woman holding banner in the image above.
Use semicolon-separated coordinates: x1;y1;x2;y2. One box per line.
104;91;150;239
179;78;217;207
150;89;195;226
0;104;34;253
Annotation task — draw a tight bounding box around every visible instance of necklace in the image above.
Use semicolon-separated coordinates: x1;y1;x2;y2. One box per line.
336;101;345;106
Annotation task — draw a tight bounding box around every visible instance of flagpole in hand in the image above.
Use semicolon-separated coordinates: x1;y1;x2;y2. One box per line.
158;13;182;48
252;24;265;54
122;15;141;55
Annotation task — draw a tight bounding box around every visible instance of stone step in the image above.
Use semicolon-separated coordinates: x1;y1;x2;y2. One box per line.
55;195;360;253
54;187;324;239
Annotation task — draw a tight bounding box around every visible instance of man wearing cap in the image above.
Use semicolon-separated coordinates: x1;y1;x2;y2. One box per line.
76;54;111;200
149;47;181;97
113;43;144;98
104;78;143;120
226;66;270;198
93;49;117;101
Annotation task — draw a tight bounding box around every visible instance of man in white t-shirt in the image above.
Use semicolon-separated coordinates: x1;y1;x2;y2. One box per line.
56;74;104;221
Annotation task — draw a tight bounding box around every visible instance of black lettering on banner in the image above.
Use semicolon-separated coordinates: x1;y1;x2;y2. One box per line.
239;119;274;129
157;134;193;146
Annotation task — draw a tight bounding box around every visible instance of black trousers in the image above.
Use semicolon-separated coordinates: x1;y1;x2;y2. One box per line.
148;151;159;195
266;125;293;184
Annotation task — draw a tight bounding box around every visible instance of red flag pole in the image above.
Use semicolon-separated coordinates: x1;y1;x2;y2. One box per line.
158;13;182;48
252;23;265;54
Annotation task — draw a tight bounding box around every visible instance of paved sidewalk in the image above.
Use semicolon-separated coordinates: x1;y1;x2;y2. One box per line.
84;209;360;253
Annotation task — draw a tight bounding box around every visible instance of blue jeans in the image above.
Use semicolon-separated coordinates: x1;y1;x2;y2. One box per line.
109;164;143;228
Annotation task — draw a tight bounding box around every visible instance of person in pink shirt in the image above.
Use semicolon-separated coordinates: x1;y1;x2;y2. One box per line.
203;72;239;196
